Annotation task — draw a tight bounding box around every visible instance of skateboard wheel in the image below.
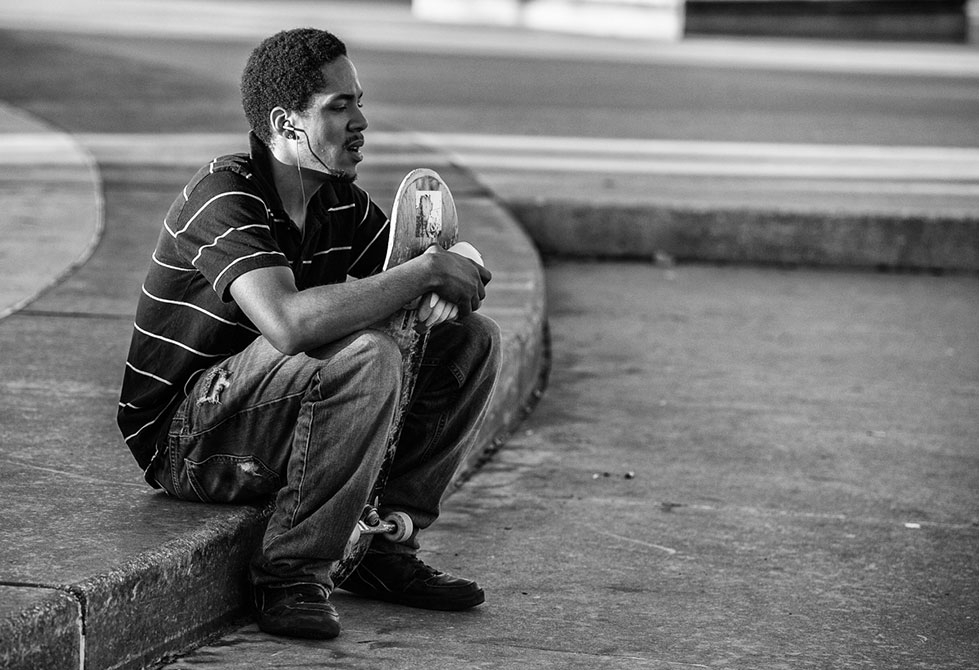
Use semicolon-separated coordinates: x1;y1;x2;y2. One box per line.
348;524;362;546
382;511;413;543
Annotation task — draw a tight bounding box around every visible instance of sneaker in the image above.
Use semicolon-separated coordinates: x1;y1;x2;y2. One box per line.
338;553;485;611
253;582;341;639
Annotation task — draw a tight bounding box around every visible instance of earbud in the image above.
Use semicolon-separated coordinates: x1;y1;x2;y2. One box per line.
283;121;300;139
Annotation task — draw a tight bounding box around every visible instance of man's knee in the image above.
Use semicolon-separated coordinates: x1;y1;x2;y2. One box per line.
308;329;403;393
344;329;403;385
430;313;501;382
465;312;502;369
349;329;402;364
465;312;501;351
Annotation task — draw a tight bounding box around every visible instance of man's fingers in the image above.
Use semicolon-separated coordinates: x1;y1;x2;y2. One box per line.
425;298;448;328
425;294;463;330
416;292;437;323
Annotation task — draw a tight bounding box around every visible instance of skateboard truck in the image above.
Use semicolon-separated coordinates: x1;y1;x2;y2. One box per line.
346;505;414;548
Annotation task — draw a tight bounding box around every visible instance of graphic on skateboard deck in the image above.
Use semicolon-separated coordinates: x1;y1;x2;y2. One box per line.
331;168;459;588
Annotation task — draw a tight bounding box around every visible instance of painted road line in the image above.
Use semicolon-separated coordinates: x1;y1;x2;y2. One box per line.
438;153;979;181
395;133;979;163
63;134;447;168
0;134;96;165
34;132;978;190
393;132;979;183
4;131;973;197
59;131;979;167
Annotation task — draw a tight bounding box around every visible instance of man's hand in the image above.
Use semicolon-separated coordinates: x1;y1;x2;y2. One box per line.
416;242;488;331
416;292;458;331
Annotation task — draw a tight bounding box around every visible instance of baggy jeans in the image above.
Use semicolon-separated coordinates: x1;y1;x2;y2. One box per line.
148;313;501;590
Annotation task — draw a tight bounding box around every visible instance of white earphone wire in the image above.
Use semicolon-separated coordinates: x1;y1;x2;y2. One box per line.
294;132;306;208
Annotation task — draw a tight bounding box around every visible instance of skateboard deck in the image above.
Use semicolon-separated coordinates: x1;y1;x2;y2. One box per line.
331;168;459;588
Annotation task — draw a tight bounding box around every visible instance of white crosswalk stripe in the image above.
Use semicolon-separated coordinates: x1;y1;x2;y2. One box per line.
2;131;976;197
42;132;979;195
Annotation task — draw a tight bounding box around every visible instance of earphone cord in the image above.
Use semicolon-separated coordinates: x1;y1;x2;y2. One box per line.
294;134;307;208
295;126;345;179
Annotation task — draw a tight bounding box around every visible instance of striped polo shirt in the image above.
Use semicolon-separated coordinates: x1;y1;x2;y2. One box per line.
118;132;389;472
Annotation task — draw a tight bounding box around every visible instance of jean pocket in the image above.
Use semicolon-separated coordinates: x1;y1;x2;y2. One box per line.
184;454;281;503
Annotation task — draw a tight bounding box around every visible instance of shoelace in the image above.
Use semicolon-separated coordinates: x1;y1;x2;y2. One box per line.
402;554;440;579
367;553;440;582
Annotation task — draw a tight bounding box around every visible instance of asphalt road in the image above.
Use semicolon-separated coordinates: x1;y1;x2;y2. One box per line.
1;26;976;145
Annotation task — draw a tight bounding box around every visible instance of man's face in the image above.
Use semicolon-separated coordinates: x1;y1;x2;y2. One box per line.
295;56;368;182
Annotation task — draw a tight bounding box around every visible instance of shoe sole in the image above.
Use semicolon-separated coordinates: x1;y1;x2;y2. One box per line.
341;586;486;611
257;617;341;639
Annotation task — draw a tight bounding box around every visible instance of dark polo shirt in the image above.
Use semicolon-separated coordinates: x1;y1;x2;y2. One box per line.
118;133;389;472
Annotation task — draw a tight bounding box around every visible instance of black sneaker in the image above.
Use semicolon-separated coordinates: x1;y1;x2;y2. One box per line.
253;582;341;639
339;553;485;611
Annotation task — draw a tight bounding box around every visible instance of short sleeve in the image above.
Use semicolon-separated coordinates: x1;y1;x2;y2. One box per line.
168;171;289;301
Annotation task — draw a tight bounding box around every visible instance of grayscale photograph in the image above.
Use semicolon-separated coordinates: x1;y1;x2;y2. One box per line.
1;1;977;668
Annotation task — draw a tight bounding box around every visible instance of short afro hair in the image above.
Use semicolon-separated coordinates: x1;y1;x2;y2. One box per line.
241;28;348;144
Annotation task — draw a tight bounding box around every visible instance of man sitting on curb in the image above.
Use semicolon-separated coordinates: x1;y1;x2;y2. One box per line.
117;27;501;640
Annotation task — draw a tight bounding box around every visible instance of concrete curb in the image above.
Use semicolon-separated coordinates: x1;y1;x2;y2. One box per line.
509;199;979;273
0;102;104;320
0;587;81;670
73;507;271;670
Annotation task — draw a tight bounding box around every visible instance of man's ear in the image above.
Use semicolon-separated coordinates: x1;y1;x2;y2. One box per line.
269;107;294;141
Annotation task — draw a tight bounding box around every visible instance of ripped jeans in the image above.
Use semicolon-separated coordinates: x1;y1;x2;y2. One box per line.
147;313;501;590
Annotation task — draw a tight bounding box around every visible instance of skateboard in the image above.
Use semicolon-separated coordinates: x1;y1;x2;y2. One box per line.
330;168;459;588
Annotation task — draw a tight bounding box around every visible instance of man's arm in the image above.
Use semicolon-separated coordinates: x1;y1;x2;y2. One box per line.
230;245;490;355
